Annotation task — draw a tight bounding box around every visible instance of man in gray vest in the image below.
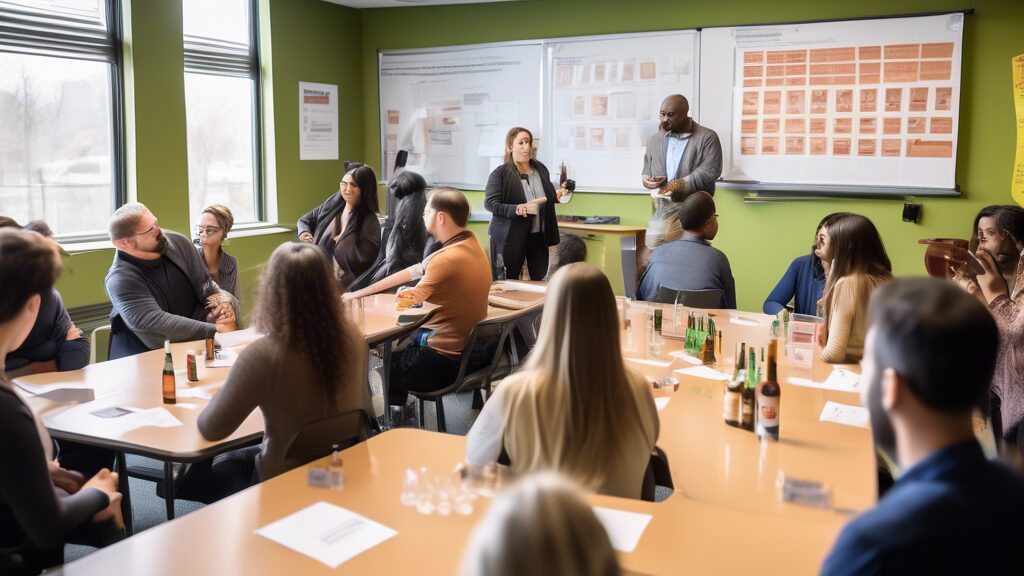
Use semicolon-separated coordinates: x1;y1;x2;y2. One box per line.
641;94;723;256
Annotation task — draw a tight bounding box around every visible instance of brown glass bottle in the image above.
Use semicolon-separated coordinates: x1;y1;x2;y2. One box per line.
756;340;781;441
162;340;176;404
723;343;745;427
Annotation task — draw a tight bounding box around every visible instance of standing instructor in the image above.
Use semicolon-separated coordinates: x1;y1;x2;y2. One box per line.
641;94;723;254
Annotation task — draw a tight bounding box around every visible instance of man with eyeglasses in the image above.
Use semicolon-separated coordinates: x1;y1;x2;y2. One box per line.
104;202;238;359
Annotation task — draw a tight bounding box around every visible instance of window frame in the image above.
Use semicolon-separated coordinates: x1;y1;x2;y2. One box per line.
0;0;127;242
182;0;265;226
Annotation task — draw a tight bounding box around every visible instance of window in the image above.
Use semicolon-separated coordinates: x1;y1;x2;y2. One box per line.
182;0;261;227
0;0;124;238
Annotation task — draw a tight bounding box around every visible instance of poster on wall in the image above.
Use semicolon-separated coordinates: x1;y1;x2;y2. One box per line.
299;82;339;161
1013;54;1024;207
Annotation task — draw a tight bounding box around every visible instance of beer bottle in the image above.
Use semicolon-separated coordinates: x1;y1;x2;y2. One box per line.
757;340;781;441
741;347;757;430
724;343;745;427
162;340;176;404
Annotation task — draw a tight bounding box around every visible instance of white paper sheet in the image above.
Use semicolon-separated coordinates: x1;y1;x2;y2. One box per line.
206;346;238;368
591;506;653;553
214;326;263;348
495;281;547;293
667;351;703;364
176;386;212;400
256;502;398;568
729;316;763;326
819;401;869;429
624;357;673;368
788;368;860;393
674;365;731;381
48;406;183;437
15;380;93;396
654;397;671;411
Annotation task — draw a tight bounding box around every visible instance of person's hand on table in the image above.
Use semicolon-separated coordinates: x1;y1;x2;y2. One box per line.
82;469;124;529
298;232;314;243
48;460;84;494
975;249;1010;304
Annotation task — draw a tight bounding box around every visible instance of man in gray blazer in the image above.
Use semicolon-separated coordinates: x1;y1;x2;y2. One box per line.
105;202;238;359
641;94;723;254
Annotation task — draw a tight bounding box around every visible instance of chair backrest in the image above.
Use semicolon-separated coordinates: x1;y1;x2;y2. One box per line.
347;224;392;293
655;287;723;309
448;317;518;394
90;324;111;364
621;236;638;299
282;409;371;463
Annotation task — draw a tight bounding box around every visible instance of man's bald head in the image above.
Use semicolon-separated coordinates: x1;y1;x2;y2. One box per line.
659;95;691;134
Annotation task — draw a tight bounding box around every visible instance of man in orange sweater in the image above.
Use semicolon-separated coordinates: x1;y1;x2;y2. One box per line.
346;188;492;407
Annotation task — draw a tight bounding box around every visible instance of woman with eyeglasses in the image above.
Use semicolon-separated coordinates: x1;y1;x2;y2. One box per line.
297;161;382;291
195;204;239;299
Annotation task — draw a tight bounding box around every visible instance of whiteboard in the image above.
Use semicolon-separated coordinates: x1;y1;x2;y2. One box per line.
379;43;543;189
700;13;964;195
544;31;699;192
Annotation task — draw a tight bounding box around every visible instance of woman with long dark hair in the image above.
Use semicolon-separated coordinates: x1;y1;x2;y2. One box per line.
350;169;429;291
817;213;893;363
763;213;849;316
484;127;562;280
197;242;370;492
297;162;382;290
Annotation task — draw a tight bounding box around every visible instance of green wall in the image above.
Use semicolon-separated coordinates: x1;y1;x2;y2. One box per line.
58;0;362;315
359;0;1024;310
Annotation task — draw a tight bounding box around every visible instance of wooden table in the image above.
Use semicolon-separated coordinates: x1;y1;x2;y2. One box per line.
14;293;436;529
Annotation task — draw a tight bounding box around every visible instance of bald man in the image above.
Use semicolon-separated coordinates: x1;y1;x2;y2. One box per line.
641;94;722;252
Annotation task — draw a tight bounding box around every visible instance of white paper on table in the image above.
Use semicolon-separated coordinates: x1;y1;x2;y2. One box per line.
788;368;860;393
674;365;731;381
48;406;183;437
497;281;546;293
654;397;671;411
15;380;93;396
206;346;239;368
668;351;703;364
256;502;398;568
729;315;763;326
624;357;674;369
176;386;212;400
819;401;869;429
214;326;264;348
591;506;653;553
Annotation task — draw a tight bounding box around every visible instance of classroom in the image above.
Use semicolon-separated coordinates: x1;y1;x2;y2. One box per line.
1;0;1023;574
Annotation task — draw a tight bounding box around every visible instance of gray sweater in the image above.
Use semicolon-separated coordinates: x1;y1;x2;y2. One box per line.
197;334;371;480
637;236;736;308
105;230;237;358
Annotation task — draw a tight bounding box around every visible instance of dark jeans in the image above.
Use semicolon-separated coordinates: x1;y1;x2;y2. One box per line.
389;343;462;406
494;232;548;280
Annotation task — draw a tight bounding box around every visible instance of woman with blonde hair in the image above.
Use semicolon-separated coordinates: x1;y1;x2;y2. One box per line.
817;213;893;363
466;263;658;499
191;242;370;500
460;472;620;576
195;203;239;298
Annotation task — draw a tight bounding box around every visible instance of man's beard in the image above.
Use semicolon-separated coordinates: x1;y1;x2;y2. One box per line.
868;367;898;463
153;233;168;255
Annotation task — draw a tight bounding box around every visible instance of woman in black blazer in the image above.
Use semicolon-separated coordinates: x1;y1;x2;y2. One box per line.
485;127;562;280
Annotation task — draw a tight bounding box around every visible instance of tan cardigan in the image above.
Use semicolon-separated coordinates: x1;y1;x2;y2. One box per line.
466;366;659;499
821;274;889;363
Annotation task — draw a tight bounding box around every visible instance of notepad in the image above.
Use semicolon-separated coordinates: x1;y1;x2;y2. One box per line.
819;401;869;429
256;502;397;568
789;368;860;392
674;365;731;381
591;506;653;553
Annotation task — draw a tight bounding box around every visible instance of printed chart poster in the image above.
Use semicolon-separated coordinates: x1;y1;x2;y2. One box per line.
725;14;964;190
547;31;698;192
299;82;339;161
379;44;543;187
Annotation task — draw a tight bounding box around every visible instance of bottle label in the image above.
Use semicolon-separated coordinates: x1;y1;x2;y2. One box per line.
723;391;741;421
759;397;780;426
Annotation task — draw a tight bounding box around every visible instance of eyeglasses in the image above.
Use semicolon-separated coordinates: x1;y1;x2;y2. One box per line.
194;225;223;236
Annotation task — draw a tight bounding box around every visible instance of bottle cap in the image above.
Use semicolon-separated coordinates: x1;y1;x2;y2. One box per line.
164;340;171;353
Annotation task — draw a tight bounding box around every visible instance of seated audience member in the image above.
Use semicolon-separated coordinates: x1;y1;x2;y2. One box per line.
637;191;736;308
0;229;123;574
344;188;491;408
817;213;892;363
193;243;370;499
821;278;1024;575
0;219;87;376
763;213;846;316
957;205;1024;445
460;472;621;576
350;169;429;291
298;162;381;291
466;263;659;499
195;204;239;300
104;203;237;360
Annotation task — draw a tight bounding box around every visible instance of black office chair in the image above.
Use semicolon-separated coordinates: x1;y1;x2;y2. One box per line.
641;446;673;502
282;409;373;464
410;317;517;433
347;224;392;293
655;287;724;309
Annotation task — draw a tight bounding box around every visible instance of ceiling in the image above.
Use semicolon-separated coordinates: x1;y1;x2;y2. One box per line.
323;0;520;8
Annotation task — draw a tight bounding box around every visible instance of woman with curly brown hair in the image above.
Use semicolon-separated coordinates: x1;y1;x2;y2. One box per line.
192;242;370;499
